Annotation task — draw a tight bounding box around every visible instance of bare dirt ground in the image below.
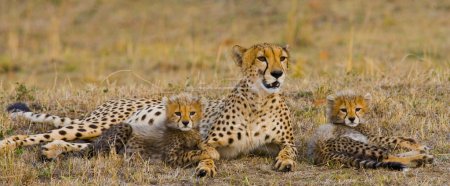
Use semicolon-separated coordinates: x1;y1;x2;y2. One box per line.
0;0;449;185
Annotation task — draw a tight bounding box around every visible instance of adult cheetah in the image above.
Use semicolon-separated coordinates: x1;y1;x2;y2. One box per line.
1;43;297;177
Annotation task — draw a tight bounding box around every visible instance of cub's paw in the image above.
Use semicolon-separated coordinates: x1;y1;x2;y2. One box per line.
195;159;217;178
273;157;296;172
205;149;220;160
408;154;434;167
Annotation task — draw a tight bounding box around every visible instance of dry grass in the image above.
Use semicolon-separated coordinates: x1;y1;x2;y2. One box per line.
0;0;449;185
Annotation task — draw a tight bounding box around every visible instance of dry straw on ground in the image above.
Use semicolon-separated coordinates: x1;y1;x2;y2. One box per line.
0;0;449;185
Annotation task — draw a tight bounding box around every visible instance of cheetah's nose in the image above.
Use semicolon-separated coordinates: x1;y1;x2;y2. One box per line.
270;71;283;79
182;121;190;126
348;117;355;122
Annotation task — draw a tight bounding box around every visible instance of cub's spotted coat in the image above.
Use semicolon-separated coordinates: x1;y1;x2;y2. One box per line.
41;93;212;167
308;91;433;170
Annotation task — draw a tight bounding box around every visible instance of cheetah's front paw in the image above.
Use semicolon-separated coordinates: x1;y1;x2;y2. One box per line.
195;159;217;178
274;157;296;172
40;140;66;160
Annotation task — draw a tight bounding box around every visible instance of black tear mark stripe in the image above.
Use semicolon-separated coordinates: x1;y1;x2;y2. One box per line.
177;102;181;123
262;50;269;76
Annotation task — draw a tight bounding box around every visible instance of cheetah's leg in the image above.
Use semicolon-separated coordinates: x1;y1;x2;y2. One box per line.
165;142;215;167
273;143;297;172
325;138;433;168
320;150;406;170
397;150;421;157
41;140;90;159
272;119;297;172
39;123;133;159
383;154;434;167
368;136;430;152
194;141;221;177
195;159;217;177
326;137;390;160
0;122;105;152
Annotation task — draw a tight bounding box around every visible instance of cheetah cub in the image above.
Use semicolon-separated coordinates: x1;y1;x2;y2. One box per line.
43;93;211;167
142;93;212;166
308;90;433;171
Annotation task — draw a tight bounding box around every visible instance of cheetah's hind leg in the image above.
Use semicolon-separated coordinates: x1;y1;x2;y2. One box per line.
40;123;134;160
40;140;91;160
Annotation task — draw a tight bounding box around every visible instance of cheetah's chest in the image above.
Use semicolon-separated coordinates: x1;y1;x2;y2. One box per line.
342;131;368;143
218;107;280;159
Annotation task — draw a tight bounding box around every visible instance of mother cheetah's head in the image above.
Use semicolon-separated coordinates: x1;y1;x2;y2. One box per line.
232;43;289;94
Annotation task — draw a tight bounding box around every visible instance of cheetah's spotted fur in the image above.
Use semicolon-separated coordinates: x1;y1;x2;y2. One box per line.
307;91;433;170
1;43;297;178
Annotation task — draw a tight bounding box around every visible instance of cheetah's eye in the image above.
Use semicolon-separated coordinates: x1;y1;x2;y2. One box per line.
355;108;361;112
340;108;347;112
190;112;196;116
174;112;181;116
257;56;267;62
280;56;287;61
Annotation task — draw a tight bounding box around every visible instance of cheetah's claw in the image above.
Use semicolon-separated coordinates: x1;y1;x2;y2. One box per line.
274;157;296;172
195;159;217;178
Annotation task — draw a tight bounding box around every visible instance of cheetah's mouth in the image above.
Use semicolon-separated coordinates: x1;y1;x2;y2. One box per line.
262;80;281;89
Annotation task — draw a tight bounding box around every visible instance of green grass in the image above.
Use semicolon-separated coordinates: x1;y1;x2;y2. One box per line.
0;0;449;185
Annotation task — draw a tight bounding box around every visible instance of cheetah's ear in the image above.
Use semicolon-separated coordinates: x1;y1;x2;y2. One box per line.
161;96;169;105
364;93;372;100
326;94;335;102
326;94;335;107
232;45;247;67
282;44;290;52
364;93;372;103
326;94;335;123
199;97;208;108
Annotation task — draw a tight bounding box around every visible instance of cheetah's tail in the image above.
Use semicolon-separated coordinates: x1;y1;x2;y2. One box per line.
7;102;83;128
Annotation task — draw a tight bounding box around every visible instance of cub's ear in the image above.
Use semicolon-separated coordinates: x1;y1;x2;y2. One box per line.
326;94;335;102
232;45;247;67
161;97;169;105
326;94;335;107
199;97;208;108
364;93;372;102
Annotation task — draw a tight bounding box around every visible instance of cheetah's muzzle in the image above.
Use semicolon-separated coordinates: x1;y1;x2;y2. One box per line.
263;80;280;89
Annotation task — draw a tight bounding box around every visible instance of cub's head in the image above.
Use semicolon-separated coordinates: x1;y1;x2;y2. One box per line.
326;91;371;127
232;43;289;94
163;93;204;131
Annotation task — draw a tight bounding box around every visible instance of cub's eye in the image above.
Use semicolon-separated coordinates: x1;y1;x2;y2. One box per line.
190;112;196;116
257;56;267;62
174;112;181;116
280;56;287;61
355;108;361;112
340;108;347;112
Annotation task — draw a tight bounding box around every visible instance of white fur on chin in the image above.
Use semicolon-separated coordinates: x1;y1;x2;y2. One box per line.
253;79;282;94
179;126;192;131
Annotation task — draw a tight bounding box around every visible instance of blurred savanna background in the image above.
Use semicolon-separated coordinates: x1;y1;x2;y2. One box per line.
0;0;449;185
